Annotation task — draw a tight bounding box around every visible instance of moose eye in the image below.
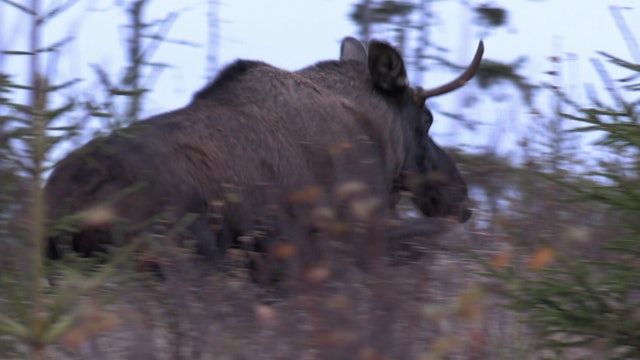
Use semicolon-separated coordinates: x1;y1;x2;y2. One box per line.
424;108;433;132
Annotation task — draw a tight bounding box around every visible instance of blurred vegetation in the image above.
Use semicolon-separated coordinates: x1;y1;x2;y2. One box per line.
486;65;640;360
477;20;640;360
1;0;639;359
353;1;640;359
0;0;178;358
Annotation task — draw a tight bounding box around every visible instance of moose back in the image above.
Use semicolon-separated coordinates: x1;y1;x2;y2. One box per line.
45;37;482;266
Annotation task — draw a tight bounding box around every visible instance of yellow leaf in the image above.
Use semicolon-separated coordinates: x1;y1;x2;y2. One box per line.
427;335;462;358
564;226;589;243
305;266;330;283
78;205;115;227
455;286;487;325
254;304;277;326
336;181;367;199
349;196;381;221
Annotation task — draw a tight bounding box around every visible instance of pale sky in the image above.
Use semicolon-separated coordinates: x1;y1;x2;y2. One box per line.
1;0;639;156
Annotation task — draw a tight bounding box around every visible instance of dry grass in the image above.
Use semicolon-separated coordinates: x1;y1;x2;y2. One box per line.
7;219;538;360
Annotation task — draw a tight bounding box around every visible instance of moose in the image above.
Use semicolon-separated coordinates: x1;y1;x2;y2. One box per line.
45;37;482;272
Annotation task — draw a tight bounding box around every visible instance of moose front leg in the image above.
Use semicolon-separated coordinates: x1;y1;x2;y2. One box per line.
189;216;227;270
384;217;459;266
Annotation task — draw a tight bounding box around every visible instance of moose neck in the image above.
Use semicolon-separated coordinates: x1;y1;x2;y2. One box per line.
296;61;407;191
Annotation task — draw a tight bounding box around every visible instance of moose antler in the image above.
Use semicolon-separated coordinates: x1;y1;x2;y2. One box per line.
416;40;484;102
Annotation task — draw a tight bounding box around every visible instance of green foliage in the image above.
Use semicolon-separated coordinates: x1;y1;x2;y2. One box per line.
86;0;183;131
476;58;537;105
474;5;507;27
481;37;640;359
349;0;415;24
0;1;182;358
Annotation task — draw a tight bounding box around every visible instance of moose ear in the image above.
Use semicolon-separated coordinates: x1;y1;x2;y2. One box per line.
367;41;408;93
340;37;367;63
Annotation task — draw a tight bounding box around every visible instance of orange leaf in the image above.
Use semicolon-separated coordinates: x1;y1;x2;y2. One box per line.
287;186;323;203
61;308;119;349
528;247;555;270
328;142;354;155
272;243;296;260
490;249;512;270
306;266;331;283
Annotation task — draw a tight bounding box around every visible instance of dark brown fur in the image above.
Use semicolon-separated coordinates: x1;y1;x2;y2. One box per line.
45;38;475;268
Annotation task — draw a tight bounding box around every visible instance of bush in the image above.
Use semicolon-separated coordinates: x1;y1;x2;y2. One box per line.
481;39;640;359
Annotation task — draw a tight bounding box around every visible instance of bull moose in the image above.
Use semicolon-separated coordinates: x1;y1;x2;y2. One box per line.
45;37;482;271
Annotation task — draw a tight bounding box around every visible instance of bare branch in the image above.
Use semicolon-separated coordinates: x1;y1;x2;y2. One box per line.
0;0;34;15
42;0;80;23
